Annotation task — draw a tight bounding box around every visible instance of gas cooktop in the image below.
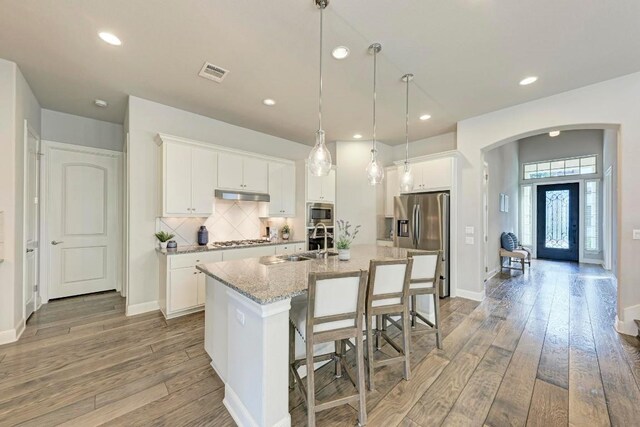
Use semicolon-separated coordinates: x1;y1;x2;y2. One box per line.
211;239;271;247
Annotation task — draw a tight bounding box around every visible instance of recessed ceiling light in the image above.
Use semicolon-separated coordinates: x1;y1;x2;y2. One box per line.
94;99;108;108
519;76;538;86
549;130;560;137
419;114;432;121
332;46;350;60
262;99;276;106
98;32;122;46
353;134;362;139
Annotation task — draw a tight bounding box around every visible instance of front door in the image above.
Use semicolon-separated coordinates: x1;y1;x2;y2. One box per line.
536;183;579;261
48;146;120;299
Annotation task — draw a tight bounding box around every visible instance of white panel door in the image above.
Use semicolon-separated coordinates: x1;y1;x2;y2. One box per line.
422;157;452;190
165;143;192;215
191;147;217;215
197;271;206;305
322;169;336;203
217;153;244;190
268;163;284;216
412;162;426;191
307;170;323;201
24;124;40;318
49;147;119;298
281;164;296;215
243;157;268;193
169;267;199;311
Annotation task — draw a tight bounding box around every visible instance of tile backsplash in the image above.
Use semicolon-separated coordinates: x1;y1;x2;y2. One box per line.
157;199;266;245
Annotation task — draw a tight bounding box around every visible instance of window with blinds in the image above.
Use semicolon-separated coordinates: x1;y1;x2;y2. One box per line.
523;155;597;180
585;180;599;251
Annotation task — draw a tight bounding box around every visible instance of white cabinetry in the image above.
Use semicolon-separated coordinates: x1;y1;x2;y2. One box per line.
162;142;217;217
159;250;223;319
218;153;268;193
274;242;305;255
385;166;399;217
400;155;455;193
268;163;296;217
307;168;335;203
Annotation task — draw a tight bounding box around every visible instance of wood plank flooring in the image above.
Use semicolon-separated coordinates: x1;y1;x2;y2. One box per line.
0;259;638;426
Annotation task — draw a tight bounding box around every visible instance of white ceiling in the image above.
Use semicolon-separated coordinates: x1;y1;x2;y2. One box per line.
2;0;640;146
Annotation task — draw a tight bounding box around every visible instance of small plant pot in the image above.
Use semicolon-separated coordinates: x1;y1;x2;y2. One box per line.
159;241;168;249
282;233;290;241
338;249;351;261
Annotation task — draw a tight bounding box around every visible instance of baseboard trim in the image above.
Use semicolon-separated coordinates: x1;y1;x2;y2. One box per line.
224;384;293;427
126;301;159;316
456;287;485;302
0;319;26;345
615;304;640;336
580;258;603;265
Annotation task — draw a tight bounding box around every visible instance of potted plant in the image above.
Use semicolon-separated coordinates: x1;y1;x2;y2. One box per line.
281;224;291;241
335;220;361;261
155;231;175;249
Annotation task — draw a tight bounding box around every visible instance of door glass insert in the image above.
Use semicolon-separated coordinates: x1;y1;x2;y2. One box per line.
545;189;570;249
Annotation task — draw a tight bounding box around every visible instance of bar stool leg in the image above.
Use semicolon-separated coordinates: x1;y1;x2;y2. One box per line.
289;323;295;389
334;340;342;378
411;294;417;327
366;313;375;391
306;345;316;427
433;291;442;349
375;315;382;350
401;306;411;381
356;334;367;426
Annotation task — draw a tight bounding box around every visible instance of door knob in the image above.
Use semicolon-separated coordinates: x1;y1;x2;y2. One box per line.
51;240;64;245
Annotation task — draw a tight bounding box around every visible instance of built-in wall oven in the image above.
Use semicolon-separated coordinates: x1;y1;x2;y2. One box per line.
307;203;334;227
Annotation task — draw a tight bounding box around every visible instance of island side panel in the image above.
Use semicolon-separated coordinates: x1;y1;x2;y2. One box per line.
224;289;292;427
204;276;229;382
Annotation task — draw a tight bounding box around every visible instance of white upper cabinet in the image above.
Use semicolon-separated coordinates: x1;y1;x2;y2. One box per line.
385;166;399;217
162;141;217;217
307;167;335;203
402;156;453;193
268;162;295;217
243;157;268;193
218;153;268;193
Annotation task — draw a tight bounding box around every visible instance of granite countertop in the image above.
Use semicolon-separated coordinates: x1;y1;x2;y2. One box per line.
156;239;305;256
196;244;417;305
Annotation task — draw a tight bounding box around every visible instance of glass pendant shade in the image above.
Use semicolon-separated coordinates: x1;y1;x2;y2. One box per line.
366;149;384;185
399;162;414;192
308;130;332;176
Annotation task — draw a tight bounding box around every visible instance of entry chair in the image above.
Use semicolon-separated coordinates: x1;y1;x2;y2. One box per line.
289;270;368;427
499;232;531;273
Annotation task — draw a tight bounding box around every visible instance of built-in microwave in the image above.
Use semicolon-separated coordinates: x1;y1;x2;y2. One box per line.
307;202;334;227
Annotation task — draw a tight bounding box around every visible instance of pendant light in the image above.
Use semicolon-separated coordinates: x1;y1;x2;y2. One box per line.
399;73;414;192
365;43;384;185
307;0;332;177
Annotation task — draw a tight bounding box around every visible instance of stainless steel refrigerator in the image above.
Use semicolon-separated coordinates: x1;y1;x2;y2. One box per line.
394;192;450;297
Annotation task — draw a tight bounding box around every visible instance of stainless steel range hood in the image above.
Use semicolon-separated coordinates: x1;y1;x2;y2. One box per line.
215;189;270;202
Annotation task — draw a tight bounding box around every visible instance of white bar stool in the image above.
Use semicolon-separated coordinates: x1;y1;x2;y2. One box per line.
363;258;413;391
407;250;443;349
289;270;368;427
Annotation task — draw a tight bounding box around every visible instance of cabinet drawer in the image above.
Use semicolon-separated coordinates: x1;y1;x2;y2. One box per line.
169;251;223;270
222;245;276;261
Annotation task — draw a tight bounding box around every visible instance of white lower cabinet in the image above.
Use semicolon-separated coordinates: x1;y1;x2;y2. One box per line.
159;242;305;318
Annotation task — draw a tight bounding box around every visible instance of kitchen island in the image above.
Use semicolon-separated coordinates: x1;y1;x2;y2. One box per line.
196;244;415;427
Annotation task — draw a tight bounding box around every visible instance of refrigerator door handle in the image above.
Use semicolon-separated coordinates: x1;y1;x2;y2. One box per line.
411;204;418;247
415;204;421;246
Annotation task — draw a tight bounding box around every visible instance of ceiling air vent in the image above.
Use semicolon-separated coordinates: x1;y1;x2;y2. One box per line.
198;62;229;83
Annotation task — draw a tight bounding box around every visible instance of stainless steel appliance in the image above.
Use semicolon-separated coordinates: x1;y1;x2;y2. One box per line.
307;202;334;227
307;228;334;251
394;192;450;297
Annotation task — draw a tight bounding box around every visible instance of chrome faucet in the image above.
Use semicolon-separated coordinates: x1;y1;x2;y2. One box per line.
312;223;329;258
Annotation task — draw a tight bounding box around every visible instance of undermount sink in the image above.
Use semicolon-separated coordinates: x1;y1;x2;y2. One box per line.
299;251;339;259
276;255;312;262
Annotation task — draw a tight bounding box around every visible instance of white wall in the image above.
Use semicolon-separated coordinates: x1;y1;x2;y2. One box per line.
484;141;519;274
455;71;640;335
391;132;456;162
603;129;619;274
42;109;124;151
0;58;41;341
518;129;604;182
126;96;312;310
335;140;391;246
